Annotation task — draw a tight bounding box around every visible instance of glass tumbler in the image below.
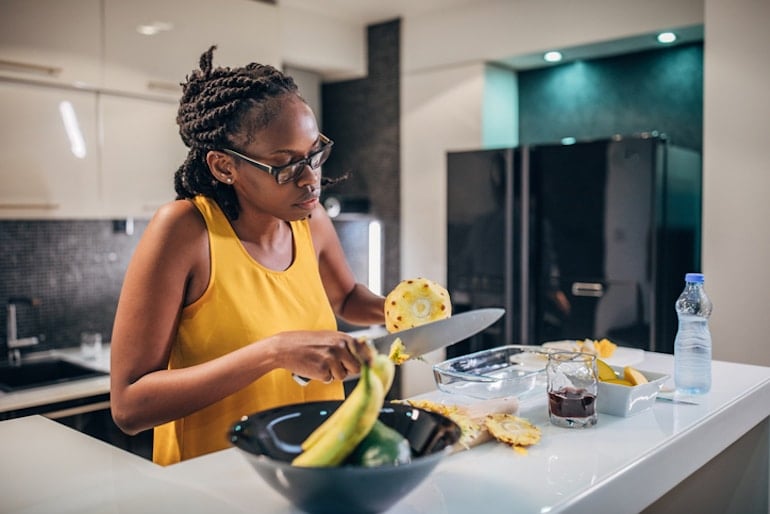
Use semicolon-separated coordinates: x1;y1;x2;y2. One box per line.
80;331;103;360
546;351;598;428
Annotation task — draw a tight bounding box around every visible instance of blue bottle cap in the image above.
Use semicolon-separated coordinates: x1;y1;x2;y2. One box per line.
685;273;704;283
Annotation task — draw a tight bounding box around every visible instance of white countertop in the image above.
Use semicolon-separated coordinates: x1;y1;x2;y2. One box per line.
1;351;769;513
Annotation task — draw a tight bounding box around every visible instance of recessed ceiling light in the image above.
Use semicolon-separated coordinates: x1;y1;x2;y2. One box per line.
544;51;563;63
657;32;677;44
136;21;174;36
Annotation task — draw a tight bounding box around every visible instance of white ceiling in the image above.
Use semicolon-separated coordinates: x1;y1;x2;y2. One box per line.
503;25;704;70
279;1;703;70
279;0;485;25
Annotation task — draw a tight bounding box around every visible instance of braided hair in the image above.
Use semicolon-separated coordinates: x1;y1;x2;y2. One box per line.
174;46;344;220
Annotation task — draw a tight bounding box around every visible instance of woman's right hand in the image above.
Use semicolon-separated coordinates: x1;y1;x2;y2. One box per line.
267;330;373;383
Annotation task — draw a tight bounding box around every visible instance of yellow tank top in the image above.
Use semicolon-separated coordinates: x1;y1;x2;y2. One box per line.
153;195;342;466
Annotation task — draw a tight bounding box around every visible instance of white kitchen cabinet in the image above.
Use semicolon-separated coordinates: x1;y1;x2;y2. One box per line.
0;0;285;219
100;95;187;217
0;81;101;218
0;0;102;87
102;0;282;99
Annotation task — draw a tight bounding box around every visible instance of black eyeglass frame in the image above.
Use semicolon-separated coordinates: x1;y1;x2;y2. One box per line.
221;134;334;185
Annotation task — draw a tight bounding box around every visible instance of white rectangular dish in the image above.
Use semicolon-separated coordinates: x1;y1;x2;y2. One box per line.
597;365;668;417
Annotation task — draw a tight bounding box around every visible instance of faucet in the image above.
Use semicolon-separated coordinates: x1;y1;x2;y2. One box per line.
6;297;41;365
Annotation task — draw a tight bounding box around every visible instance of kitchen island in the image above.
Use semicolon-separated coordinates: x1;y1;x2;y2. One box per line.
1;351;768;514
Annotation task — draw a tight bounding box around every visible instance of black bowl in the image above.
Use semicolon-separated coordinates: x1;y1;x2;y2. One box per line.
229;401;461;514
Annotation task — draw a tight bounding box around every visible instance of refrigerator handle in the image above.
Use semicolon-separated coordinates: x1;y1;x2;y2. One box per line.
571;282;605;297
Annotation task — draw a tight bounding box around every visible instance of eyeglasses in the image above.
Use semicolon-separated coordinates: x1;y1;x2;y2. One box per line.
222;134;334;185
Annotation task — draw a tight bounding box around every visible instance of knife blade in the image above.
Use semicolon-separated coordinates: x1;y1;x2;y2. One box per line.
369;307;505;358
292;307;505;386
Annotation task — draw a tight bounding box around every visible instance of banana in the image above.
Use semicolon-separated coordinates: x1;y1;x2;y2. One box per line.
370;353;396;393
292;363;385;467
299;346;395;452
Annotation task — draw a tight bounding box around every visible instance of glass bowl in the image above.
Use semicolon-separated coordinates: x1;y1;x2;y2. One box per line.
432;345;548;399
229;400;461;514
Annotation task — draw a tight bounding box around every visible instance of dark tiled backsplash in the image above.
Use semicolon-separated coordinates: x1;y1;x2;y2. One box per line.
0;217;381;353
0;220;148;352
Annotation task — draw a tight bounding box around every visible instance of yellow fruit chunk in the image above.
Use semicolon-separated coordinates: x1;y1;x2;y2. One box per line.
596;359;618;382
387;338;411;365
623;366;649;386
593;338;618;358
604;378;633;386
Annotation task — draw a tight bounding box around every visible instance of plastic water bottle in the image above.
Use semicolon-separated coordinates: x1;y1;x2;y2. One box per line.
674;273;713;394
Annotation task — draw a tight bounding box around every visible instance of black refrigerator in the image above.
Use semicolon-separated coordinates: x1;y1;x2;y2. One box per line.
446;135;701;356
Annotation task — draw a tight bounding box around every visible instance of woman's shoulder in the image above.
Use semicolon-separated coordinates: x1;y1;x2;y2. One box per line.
146;199;208;250
154;198;204;227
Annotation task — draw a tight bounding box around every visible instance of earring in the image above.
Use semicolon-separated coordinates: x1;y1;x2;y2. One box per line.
226;178;233;184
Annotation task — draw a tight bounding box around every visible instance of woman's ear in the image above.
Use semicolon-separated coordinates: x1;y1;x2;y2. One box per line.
206;150;235;185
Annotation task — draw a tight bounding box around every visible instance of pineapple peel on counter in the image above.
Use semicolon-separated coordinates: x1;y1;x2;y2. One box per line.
396;398;540;455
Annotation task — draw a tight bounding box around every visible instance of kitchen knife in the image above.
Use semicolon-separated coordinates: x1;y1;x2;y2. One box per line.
292;307;505;386
369;307;505;358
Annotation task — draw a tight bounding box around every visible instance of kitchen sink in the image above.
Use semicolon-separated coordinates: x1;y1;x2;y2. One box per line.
0;358;107;392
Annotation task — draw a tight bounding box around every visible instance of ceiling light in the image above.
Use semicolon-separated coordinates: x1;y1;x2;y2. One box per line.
543;51;563;63
657;32;677;44
136;21;174;36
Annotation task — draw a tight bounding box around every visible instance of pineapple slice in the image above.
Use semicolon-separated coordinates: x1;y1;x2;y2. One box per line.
384;277;451;333
484;414;542;453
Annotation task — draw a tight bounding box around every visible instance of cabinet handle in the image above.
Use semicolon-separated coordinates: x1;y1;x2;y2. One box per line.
0;202;59;210
0;59;62;77
44;400;111;419
146;80;180;93
571;282;604;297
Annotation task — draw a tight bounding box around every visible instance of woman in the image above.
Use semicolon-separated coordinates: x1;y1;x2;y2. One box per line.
110;46;385;466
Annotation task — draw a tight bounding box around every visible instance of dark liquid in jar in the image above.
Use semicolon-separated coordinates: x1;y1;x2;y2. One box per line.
548;387;596;418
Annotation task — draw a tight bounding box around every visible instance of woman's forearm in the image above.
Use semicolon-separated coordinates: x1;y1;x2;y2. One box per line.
111;341;277;435
337;283;386;327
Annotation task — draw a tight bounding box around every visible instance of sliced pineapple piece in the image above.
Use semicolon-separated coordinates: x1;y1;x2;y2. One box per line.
384;278;451;333
604;378;634;386
484;414;541;450
596;359;618;382
624;366;649;386
387;338;411;365
593;338;618;358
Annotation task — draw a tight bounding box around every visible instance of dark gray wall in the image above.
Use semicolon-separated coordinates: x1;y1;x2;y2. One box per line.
321;19;401;293
519;43;703;151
